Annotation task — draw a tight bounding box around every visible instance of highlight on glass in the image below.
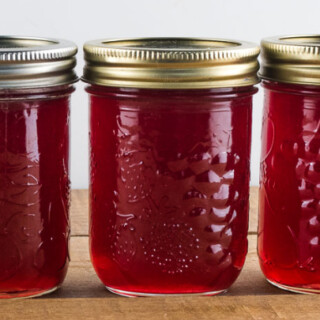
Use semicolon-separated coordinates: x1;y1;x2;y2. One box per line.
259;35;320;293
83;37;260;296
0;36;77;298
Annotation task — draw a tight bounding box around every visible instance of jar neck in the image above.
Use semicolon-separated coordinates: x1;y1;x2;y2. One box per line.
262;79;320;96
86;84;258;100
0;84;75;100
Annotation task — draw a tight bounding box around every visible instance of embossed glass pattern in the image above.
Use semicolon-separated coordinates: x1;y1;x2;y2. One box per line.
0;85;72;298
259;80;320;293
88;85;256;296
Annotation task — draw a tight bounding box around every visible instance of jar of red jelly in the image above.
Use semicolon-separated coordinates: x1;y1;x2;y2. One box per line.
0;36;77;298
83;38;259;296
258;35;320;293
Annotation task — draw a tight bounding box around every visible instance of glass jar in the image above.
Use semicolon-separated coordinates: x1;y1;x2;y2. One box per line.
258;35;320;293
0;36;77;298
83;38;259;296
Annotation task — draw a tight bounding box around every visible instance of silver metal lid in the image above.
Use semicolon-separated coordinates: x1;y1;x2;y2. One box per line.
0;36;78;88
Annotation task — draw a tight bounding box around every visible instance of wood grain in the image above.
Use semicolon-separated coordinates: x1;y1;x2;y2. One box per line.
2;187;320;320
70;189;89;236
249;186;258;234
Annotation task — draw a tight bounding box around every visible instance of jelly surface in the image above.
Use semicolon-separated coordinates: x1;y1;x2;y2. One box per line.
259;81;320;291
0;88;71;298
89;86;255;295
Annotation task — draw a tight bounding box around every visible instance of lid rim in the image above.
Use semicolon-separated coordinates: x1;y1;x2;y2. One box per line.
260;34;320;85
0;35;78;88
83;37;260;89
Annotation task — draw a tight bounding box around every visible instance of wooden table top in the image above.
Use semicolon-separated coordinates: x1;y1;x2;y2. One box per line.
1;187;319;320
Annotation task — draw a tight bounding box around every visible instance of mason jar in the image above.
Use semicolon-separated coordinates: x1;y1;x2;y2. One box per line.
0;36;77;298
259;35;320;293
83;38;259;296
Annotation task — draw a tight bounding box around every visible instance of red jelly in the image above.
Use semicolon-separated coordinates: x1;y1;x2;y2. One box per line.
83;38;259;296
258;35;320;293
0;37;77;299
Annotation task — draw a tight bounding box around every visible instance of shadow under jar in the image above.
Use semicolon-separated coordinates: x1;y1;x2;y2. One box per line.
83;38;259;296
0;36;78;299
258;35;320;293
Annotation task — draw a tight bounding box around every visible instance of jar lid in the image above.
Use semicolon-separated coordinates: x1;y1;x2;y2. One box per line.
0;36;78;88
82;37;260;89
260;35;320;86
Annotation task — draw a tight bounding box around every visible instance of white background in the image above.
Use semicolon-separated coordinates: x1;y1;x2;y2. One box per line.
1;0;320;188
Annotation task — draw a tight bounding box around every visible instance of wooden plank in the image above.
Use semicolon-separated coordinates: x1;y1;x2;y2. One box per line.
70;186;259;236
2;295;319;320
1;235;320;320
249;186;258;234
70;189;89;236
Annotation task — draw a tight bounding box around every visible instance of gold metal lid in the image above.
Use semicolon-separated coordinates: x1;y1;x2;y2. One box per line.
260;35;320;86
82;37;260;89
0;36;78;88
